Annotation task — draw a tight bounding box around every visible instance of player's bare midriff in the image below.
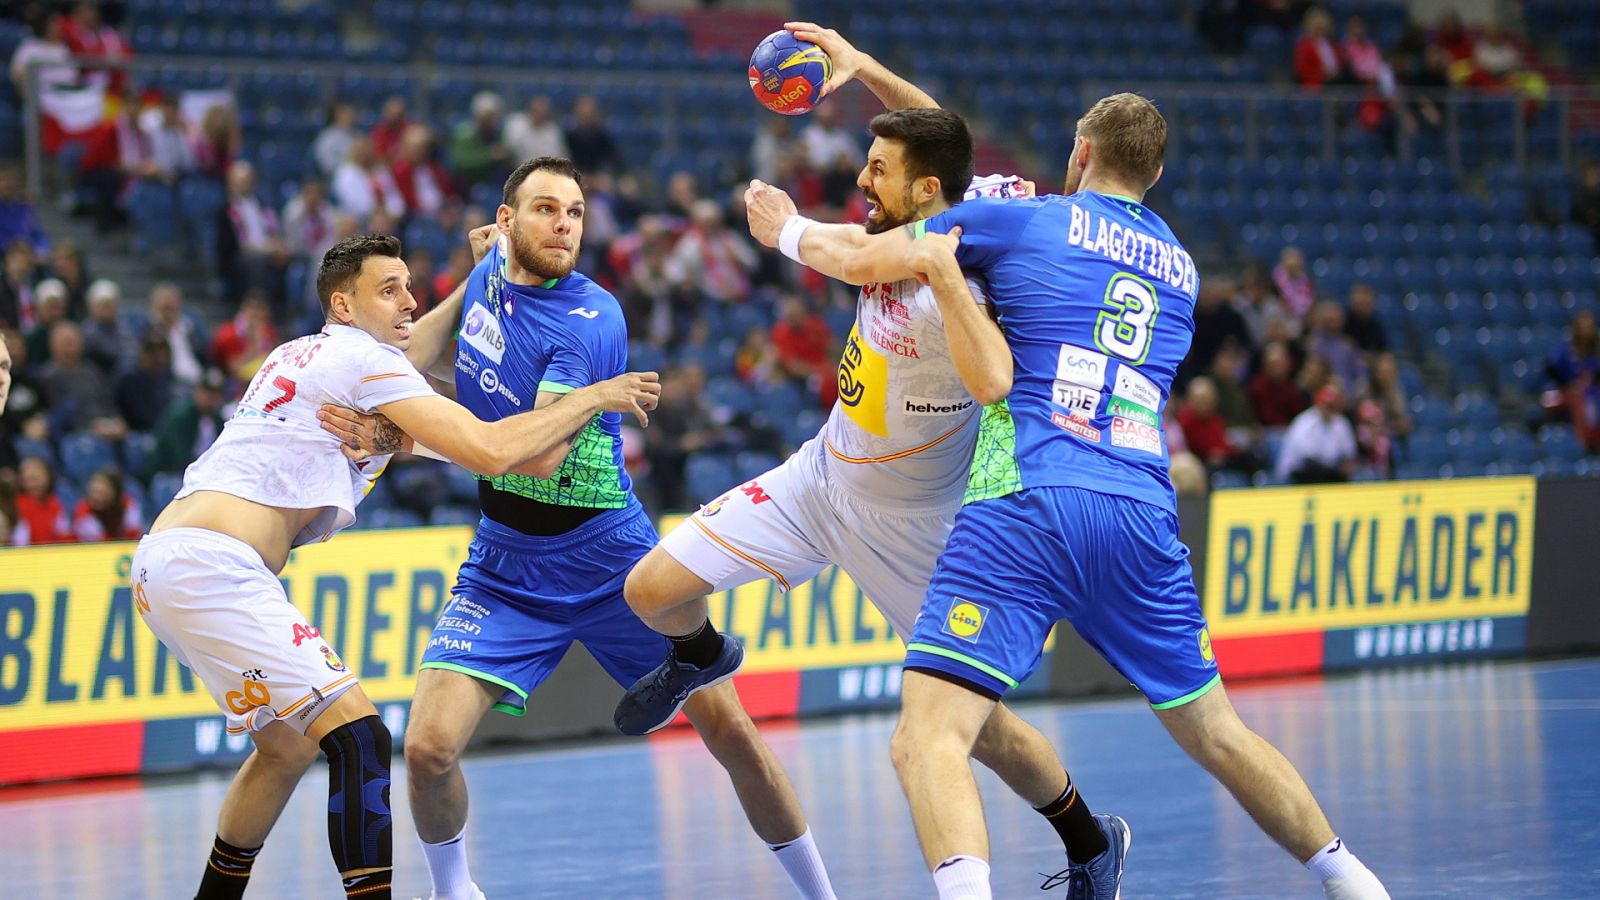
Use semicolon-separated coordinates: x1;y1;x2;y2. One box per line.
149;490;323;573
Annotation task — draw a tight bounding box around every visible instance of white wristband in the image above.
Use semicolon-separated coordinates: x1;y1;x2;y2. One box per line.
778;215;818;264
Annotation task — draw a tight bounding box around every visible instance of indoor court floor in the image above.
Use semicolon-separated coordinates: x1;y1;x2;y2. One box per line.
2;657;1596;898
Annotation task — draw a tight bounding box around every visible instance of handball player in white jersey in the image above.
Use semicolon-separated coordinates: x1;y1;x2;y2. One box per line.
131;233;658;900
615;25;1129;896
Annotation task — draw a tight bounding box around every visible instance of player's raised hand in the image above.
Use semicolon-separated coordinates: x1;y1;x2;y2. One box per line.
590;371;662;427
785;22;865;99
905;226;963;286
744;179;799;248
1016;180;1037;198
467;223;498;265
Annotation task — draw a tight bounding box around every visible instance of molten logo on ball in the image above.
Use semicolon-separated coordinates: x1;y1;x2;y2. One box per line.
748;30;832;116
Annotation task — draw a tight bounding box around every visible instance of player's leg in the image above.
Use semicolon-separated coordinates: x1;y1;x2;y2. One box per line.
824;498;1119;879
198;722;319;900
1078;491;1387;900
616;464;831;735
304;684;397;899
1154;686;1389;899
681;685;836;900
403;668;499;900
891;670;999;900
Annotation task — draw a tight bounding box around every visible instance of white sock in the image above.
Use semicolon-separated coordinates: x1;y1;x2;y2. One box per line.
1304;836;1368;881
931;855;991;900
420;825;476;900
767;828;837;900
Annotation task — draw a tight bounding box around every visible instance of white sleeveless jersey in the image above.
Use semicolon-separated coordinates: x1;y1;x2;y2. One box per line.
820;275;988;509
177;324;435;547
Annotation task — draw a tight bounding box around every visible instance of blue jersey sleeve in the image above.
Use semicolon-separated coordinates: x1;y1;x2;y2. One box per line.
922;198;1040;273
537;333;593;395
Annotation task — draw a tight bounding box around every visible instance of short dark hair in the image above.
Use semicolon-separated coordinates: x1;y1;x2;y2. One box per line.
867;109;974;206
503;156;583;208
316;233;402;315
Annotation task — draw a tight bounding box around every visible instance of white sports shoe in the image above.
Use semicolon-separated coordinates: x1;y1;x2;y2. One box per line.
1323;869;1392;900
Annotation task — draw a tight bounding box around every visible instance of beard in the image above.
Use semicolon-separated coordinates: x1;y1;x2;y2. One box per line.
863;184;918;235
509;223;578;280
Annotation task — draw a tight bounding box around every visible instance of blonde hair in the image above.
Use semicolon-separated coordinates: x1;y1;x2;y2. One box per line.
1076;93;1167;189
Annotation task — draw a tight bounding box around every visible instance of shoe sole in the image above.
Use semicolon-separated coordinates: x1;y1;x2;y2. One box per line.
1111;816;1132;900
635;665;742;735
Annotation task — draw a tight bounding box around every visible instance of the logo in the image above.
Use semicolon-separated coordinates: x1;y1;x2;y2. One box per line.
904;396;975;416
1108;397;1158;428
761;68;782;93
740;480;773;504
942;599;989;643
567;307;600;319
224;677;272;716
1051;411;1102;441
700;492;732;517
1051;383;1101;417
479;368;524;407
1055;344;1107;389
1112;363;1161;412
133;574;150;615
460;302;506;364
1110;415;1162;455
320;645;346;673
291;623;321;647
1198;627;1214;664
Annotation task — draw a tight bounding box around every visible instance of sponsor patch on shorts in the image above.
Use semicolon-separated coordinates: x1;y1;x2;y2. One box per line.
942;599;989;643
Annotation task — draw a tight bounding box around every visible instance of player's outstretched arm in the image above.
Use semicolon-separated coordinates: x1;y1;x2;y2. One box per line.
906;227;1012;404
356;372;660;477
403;224;496;379
745;179;920;285
785;22;938;110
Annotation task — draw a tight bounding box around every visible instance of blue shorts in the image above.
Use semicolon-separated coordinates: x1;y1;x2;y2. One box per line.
420;501;670;715
905;486;1221;708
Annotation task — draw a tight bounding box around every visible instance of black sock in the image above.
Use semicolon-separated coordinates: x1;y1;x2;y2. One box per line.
195;835;261;900
669;618;724;669
1035;773;1108;865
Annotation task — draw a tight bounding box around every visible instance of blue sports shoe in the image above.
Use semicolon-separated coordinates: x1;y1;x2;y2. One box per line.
613;635;744;735
1038;814;1131;899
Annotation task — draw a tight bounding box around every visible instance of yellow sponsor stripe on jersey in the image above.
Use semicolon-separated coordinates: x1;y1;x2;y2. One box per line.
358;372;409;383
836;323;889;437
824;421;968;465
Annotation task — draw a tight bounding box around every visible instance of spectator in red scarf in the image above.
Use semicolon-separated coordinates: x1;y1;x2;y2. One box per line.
669;199;757;304
219;160;288;307
59;1;131;95
1249;341;1310;428
1294;7;1344;89
210;293;278;383
771;294;835;407
390;124;457;219
370;95;413;164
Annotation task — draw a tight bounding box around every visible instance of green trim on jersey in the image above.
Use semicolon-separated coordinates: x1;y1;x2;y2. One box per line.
478;417;628;509
905;642;1020;688
963;400;1023;505
536;381;576;395
419;661;530;716
1149;673;1223;710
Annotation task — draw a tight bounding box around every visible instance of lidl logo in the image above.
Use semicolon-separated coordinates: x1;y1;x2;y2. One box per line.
943;599;988;643
1198;627;1214;664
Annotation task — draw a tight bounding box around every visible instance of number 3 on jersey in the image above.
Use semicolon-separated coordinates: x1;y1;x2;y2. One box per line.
1094;272;1159;364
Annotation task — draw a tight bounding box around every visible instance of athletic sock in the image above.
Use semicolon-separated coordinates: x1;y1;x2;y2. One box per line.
420;825;476;900
669;618;724;669
1304;836;1368;881
342;870;392;898
1034;772;1108;864
767;827;838;900
931;855;992;900
195;835;261;900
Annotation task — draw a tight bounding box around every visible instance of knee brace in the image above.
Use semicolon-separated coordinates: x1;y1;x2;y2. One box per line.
319;715;393;874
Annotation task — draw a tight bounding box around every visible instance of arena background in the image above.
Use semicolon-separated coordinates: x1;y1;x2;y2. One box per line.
2;0;1600;787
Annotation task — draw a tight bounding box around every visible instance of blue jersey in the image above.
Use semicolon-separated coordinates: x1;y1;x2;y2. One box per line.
922;192;1199;511
453;242;632;508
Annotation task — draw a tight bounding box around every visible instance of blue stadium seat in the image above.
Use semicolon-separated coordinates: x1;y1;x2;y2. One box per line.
12;435;55;467
61;433;118;485
148;472;186;512
122;432;157;480
685;453;738;501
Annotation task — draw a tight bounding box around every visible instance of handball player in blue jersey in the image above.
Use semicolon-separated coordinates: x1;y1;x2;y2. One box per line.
324;157;834;900
742;95;1391;900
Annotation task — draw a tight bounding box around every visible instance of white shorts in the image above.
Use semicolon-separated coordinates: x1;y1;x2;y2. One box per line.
131;528;359;735
659;440;958;638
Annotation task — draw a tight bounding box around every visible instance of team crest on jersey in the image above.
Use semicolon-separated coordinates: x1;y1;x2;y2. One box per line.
700;492;732;517
320;645;347;672
942;599;989;643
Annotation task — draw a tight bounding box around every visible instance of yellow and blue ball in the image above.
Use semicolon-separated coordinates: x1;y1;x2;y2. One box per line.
748;30;832;116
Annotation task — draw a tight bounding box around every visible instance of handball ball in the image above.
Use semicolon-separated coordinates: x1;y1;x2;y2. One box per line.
748;30;832;115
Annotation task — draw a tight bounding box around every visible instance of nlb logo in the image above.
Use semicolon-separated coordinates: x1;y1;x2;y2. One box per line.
943;599;988;643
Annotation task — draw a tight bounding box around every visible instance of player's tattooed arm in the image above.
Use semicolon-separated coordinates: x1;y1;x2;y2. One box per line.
784;22;938;109
370;414;408;454
317;405;429;461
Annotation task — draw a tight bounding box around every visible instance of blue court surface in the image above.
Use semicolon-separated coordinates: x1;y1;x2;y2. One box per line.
2;657;1596;898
